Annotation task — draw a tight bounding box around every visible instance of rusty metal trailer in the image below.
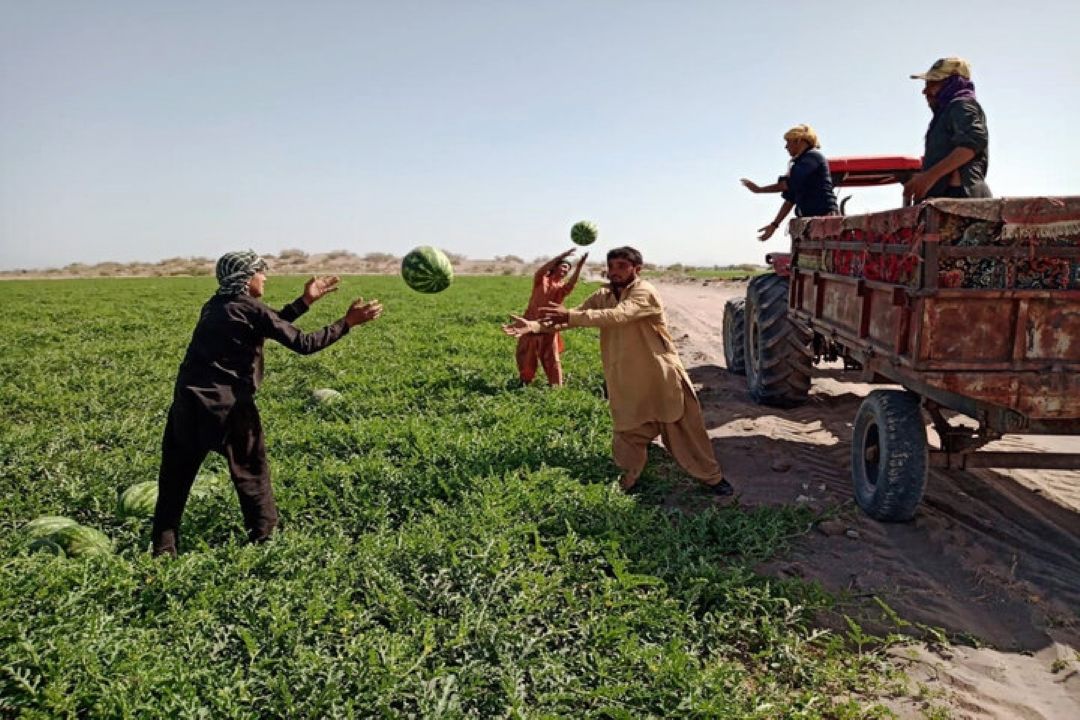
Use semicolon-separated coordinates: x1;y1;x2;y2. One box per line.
729;193;1080;521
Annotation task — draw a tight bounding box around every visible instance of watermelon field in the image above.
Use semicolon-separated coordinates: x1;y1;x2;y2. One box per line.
0;276;905;718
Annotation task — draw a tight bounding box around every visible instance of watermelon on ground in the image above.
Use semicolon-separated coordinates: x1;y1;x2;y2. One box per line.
54;525;113;558
191;470;226;500
118;481;158;519
22;515;80;541
27;538;66;557
570;220;598;246
401;246;454;293
311;388;343;405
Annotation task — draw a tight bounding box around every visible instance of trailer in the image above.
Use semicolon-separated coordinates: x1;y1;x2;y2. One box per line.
726;162;1080;520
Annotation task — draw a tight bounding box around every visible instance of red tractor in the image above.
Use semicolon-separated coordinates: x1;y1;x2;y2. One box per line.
725;158;1080;521
723;156;922;402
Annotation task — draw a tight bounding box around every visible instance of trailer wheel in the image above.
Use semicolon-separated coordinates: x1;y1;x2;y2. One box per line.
722;298;746;375
851;390;928;522
745;273;812;406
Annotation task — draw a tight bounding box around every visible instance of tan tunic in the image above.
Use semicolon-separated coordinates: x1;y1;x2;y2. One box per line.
567;278;692;432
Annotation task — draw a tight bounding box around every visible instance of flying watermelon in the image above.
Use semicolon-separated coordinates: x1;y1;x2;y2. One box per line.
401;247;454;294
570;221;598;246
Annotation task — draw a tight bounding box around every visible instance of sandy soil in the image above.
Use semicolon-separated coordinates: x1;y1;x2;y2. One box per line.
656;279;1080;720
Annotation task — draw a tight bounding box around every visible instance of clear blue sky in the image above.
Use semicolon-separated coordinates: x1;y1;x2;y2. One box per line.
2;0;1078;270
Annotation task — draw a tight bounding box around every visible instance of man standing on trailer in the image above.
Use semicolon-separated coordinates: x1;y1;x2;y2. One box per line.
904;57;992;203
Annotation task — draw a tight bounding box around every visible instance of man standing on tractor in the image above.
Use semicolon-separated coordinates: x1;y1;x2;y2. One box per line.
740;124;839;241
904;57;991;204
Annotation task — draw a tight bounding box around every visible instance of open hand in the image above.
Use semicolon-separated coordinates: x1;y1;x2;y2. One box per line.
538;302;569;325
757;223;778;242
303;275;340;305
344;297;383;327
501;314;539;338
740;178;762;193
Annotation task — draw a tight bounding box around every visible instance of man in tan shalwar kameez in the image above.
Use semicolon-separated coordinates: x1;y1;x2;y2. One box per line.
503;246;732;495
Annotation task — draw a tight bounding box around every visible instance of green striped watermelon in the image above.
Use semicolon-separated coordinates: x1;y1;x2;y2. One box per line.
28;538;66;557
22;515;80;541
401;246;453;294
54;525;113;558
570;220;598;246
118;481;158;519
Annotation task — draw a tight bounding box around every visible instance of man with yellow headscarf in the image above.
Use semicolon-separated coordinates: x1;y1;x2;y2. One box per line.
741;124;839;240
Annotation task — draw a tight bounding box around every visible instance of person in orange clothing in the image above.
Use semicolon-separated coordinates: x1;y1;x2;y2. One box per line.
515;248;588;385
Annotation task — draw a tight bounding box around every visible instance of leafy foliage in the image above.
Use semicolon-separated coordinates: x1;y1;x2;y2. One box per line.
0;276;897;717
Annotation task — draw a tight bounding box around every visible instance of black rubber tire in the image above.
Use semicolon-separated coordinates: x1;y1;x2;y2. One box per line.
744;273;811;407
722;298;746;375
851;390;928;522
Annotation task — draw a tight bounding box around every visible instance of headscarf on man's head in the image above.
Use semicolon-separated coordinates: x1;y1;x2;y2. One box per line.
783;124;820;149
930;74;977;114
215;250;268;296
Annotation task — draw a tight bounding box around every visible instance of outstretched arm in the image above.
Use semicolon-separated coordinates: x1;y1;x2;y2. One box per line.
501;314;562;337
541;285;661;328
563;252;589;292
741;178;785;194
534;248;576;282
758;201;794;241
259;297;383;355
279;275;341;321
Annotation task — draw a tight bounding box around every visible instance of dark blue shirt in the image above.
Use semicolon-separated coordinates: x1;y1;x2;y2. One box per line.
781;149;838;217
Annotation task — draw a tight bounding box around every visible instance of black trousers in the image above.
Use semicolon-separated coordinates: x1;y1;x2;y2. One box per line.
151;392;278;556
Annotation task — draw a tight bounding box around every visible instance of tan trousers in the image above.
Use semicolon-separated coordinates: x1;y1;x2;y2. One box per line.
612;382;723;484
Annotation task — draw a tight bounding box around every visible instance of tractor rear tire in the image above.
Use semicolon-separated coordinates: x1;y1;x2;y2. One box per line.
745;273;811;407
851;390;928;522
722;298;746;375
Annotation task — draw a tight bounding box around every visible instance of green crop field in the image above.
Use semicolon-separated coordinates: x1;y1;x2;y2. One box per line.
0;276;903;718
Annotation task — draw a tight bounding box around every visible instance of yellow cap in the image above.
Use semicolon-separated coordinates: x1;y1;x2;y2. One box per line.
911;57;972;81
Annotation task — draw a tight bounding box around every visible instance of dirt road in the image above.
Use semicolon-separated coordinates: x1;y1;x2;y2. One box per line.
657;279;1080;719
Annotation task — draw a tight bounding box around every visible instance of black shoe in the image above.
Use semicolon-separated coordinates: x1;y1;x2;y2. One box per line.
704;479;734;496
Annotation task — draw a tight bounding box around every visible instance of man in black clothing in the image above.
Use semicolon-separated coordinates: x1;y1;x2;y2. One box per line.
740;124;838;241
152;250;383;556
904;57;991;203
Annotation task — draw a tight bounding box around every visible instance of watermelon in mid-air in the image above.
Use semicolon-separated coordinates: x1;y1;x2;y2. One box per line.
401;247;454;293
570;221;598;246
118;481;158;519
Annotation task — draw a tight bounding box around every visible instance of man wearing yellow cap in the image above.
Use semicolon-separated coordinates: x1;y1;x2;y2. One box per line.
903;57;991;204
